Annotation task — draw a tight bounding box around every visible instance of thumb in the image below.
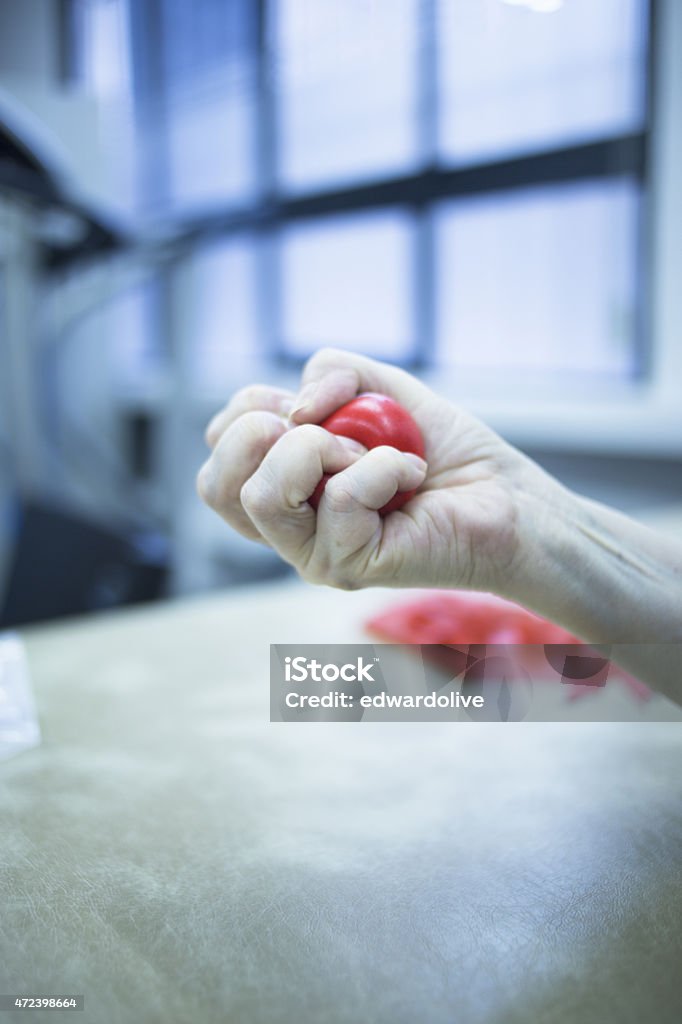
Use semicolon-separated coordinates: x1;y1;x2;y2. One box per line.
289;348;431;425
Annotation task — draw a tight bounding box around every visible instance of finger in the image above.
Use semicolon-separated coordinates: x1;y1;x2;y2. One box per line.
289;348;432;425
197;410;288;540
240;425;365;564
205;385;295;449
316;446;428;560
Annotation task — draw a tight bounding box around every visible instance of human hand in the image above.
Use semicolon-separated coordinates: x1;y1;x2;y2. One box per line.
198;349;537;592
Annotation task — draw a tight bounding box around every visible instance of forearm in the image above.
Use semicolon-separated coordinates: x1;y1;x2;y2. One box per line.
504;464;682;703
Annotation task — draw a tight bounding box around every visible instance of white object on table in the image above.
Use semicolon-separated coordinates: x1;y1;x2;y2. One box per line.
0;631;40;761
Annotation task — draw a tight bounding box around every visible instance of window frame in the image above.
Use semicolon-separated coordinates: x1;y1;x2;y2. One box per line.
136;0;654;376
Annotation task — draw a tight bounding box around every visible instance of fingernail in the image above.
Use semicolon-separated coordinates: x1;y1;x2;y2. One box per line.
290;382;318;418
403;452;428;472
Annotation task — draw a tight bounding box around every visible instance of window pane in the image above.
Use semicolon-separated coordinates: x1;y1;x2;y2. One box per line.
136;0;258;212
166;76;257;211
75;0;136;213
110;284;162;393
279;211;416;362
273;0;421;191
437;0;648;164
434;179;640;377
80;0;132;99
190;237;259;389
164;0;257;210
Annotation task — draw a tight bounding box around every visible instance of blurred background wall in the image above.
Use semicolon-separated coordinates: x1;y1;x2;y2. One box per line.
0;0;681;625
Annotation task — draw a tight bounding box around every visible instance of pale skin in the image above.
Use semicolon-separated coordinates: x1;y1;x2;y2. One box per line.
197;349;682;704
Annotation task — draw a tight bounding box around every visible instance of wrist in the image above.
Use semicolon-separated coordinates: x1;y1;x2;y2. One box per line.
498;459;588;632
501;462;669;643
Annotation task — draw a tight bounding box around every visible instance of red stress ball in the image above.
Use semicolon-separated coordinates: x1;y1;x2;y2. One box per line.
308;392;425;516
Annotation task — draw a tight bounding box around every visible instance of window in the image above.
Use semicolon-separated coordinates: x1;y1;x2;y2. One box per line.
72;0;132;99
190;237;260;389
279;210;416;360
68;0;136;213
129;0;259;212
273;0;422;191
434;178;640;377
161;0;258;210
108;283;162;394
75;0;651;390
437;0;648;164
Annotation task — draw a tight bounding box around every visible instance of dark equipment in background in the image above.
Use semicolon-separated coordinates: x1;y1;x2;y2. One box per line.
0;502;168;628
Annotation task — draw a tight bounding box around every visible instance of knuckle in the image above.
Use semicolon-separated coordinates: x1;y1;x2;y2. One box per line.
204;420;220;447
304;347;358;384
239;408;279;437
322;477;356;515
372;444;398;457
306;347;339;373
240;478;270;517
289;422;326;447
370;444;400;463
234;383;264;408
196;462;216;506
236;410;286;452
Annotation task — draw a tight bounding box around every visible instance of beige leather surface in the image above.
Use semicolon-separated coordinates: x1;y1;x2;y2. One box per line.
1;582;681;1023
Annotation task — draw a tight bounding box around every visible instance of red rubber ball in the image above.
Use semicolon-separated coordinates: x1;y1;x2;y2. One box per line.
308;392;425;516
